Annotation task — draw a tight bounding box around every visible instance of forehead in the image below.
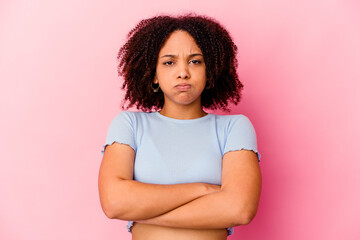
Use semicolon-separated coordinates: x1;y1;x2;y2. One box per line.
159;30;202;54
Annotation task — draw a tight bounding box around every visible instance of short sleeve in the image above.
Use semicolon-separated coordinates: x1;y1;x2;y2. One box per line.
224;115;261;162
101;111;137;155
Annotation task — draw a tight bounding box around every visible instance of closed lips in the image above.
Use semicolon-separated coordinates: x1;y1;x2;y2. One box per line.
175;84;191;91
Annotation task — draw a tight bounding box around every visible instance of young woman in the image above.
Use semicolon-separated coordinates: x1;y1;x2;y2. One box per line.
98;13;262;240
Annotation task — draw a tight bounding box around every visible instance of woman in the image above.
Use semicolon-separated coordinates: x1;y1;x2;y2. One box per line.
98;13;262;240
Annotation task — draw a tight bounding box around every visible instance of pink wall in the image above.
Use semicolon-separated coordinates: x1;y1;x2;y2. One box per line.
1;0;359;239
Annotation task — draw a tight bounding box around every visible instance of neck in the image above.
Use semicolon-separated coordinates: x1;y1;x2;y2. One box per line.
159;102;207;120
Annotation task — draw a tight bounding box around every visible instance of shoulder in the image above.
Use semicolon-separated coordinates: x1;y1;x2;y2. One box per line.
112;110;144;121
114;110;135;118
213;113;249;119
220;113;261;161
214;114;257;138
229;114;252;125
111;110;157;127
107;111;139;129
214;113;252;126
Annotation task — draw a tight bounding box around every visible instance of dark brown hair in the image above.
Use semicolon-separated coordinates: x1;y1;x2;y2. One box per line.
117;13;243;112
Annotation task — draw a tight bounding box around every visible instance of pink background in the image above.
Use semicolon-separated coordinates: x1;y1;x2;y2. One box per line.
1;0;359;239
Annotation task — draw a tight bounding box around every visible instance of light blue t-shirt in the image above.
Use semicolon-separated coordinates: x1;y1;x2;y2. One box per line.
101;111;261;236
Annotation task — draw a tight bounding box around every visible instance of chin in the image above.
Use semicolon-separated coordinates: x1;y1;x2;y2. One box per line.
176;97;200;105
165;93;202;106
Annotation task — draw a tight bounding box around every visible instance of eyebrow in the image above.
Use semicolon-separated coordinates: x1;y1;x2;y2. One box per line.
160;53;203;58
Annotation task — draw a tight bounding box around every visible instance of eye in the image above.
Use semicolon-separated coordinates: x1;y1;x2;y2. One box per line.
163;61;174;66
190;59;202;64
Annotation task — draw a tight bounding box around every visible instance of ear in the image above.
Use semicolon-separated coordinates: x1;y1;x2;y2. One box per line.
153;76;158;84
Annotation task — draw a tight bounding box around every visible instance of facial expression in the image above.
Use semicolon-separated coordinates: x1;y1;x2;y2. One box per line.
154;30;207;107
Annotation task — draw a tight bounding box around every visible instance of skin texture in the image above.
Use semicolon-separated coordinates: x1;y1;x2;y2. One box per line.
153;30;208;119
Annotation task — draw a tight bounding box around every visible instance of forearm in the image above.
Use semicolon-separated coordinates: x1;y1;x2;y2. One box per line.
137;189;245;229
109;180;217;221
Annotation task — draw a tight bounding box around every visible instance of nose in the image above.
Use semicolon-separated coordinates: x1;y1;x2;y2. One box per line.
177;62;190;79
178;73;189;79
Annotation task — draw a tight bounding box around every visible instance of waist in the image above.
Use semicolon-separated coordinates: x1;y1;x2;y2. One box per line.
131;222;229;240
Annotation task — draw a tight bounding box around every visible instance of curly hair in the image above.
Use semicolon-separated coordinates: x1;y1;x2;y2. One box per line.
117;13;243;112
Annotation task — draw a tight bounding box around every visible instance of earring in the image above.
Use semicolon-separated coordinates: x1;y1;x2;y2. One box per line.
151;82;160;92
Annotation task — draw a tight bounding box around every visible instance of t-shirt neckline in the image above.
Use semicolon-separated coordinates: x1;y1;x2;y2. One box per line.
154;111;212;123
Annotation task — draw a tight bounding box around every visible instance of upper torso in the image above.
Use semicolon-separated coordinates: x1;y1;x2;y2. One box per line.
103;111;260;239
132;111;226;185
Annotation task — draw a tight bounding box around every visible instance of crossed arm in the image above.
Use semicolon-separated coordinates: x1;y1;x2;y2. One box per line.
98;143;262;229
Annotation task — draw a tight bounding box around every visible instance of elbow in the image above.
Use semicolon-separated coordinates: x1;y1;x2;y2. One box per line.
103;208;116;219
100;196;127;220
106;208;121;220
238;213;255;225
233;206;258;225
99;182;129;219
100;201;119;219
103;203;129;220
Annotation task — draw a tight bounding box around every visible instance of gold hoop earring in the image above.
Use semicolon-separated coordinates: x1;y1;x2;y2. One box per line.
151;82;160;92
